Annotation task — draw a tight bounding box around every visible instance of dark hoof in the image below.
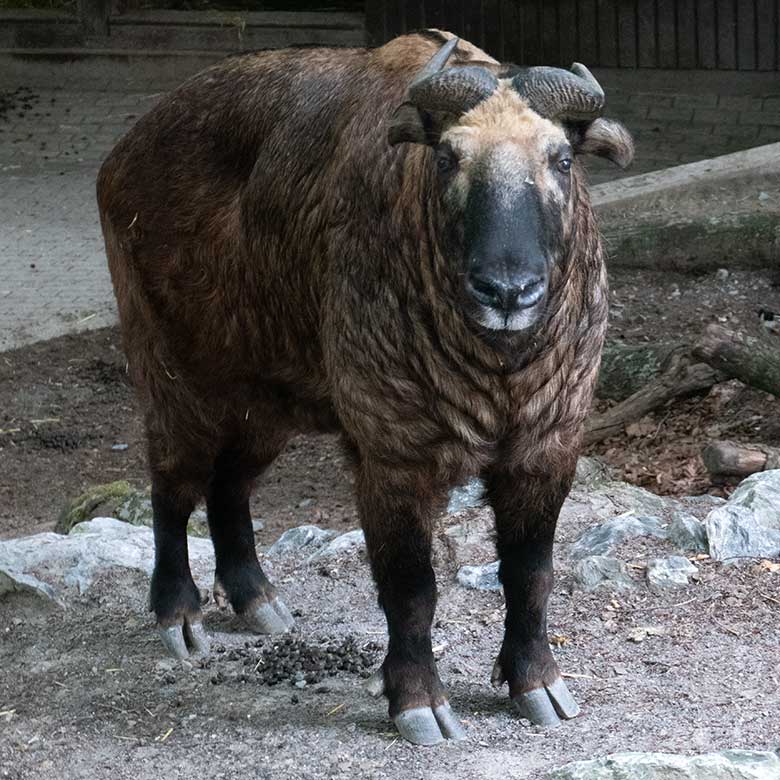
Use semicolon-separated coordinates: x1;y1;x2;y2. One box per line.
158;620;210;659
242;597;295;634
513;677;580;727
393;703;466;746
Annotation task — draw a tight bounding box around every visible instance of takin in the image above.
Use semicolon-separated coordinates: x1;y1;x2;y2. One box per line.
97;30;634;746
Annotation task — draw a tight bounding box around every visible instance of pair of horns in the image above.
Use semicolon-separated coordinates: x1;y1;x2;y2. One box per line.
406;36;605;122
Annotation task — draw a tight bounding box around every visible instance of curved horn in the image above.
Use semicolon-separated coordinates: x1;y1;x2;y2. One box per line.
512;62;605;121
409;65;499;116
409;35;460;88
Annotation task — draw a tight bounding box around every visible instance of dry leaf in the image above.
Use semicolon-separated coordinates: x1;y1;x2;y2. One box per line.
760;560;780;574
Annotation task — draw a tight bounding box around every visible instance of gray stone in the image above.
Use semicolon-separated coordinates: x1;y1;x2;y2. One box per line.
0;517;215;600
456;561;501;591
668;511;709;553
570;514;667;560
115;492;210;537
437;509;494;568
571;556;634;591
266;525;336;556
308;529;365;560
706;470;780;561
569;483;673;527
446;478;485;513
646;556;699;589
686;495;726;507
546;750;780;779
573;456;613;487
0;569;62;606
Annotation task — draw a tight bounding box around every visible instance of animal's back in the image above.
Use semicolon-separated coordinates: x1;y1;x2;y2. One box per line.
99;47;378;384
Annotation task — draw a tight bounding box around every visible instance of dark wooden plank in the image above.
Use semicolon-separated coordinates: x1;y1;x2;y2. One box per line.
521;0;543;64
463;0;484;47
636;0;656;67
501;0;524;62
755;0;776;70
676;0;697;68
716;0;737;68
696;0;717;67
656;0;677;67
422;0;446;32
557;0;579;64
364;0;386;45
616;0;637;67
578;0;598;63
404;0;425;32
736;0;756;70
540;0;558;63
482;0;504;59
597;0;618;66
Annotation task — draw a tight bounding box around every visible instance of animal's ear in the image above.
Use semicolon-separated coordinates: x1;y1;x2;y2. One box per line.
388;103;440;146
569;117;634;169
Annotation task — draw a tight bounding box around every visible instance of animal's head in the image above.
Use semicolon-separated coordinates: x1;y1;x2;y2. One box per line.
389;37;633;334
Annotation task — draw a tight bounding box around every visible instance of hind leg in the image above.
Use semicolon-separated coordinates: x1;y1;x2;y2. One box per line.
207;448;295;634
149;470;210;659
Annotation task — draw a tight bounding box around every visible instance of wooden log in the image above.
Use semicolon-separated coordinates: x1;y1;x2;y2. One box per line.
702;440;780;479
585;351;723;445
693;324;780;398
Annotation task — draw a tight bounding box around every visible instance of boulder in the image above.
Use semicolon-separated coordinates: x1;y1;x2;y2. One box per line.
646;556;699;589
308;529;366;560
706;471;780;561
456;561;501;591
668;511;709;553
0;517;214;602
571;556;634;591
55;480;134;533
570;515;667;560
266;525;337;556
546;750;780;779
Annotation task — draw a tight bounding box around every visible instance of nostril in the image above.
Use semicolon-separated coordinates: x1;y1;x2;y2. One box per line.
467;272;503;307
516;276;545;307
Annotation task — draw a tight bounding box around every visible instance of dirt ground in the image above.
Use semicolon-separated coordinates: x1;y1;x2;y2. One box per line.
1;267;780;778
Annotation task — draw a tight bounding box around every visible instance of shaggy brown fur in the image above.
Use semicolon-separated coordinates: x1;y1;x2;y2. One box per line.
97;30;630;738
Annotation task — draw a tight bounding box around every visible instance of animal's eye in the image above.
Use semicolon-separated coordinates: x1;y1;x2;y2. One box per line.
556;157;573;174
435;147;458;175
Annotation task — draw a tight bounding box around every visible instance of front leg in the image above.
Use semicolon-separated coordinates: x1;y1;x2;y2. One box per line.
485;466;580;727
357;462;465;746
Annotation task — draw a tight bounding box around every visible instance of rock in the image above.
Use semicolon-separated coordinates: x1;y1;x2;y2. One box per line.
570;514;667;560
546;750;780;779
0;569;61;606
706;471;780;561
446;478;485;513
571;556;634;591
456;560;501;591
116;491;210;538
266;525;336;556
591;482;671;516
646;556;699;589
436;508;494;568
308;530;365;560
574;456;613;487
55;480;134;533
685;494;726;507
57;483;211;537
0;517;214;601
668;511;709;553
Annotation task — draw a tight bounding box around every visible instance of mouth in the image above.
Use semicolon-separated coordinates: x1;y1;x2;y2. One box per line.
472;302;544;333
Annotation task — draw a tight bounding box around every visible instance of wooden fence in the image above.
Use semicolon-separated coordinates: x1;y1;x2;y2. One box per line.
365;0;780;70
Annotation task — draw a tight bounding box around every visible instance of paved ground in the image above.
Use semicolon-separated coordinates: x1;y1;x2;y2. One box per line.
1;71;779;352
